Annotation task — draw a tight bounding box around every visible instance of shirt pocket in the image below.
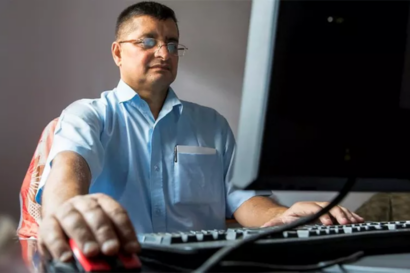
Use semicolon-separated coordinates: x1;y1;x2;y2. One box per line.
173;146;223;205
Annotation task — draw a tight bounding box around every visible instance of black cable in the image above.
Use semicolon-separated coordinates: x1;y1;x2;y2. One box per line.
220;251;364;272
139;256;192;272
194;176;357;272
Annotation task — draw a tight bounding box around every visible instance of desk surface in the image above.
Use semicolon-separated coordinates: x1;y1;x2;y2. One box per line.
325;253;410;273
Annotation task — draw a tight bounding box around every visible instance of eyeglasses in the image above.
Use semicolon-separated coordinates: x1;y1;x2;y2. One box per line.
118;37;188;57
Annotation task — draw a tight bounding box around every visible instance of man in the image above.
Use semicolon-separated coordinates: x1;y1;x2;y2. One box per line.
36;1;364;263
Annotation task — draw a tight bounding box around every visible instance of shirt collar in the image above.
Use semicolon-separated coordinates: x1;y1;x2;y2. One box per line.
116;80;139;103
116;79;183;116
162;86;182;113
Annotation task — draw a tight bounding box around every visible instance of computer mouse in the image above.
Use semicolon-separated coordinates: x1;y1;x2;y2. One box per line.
43;239;141;272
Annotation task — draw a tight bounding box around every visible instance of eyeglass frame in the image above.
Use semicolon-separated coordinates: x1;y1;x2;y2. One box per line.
118;38;188;57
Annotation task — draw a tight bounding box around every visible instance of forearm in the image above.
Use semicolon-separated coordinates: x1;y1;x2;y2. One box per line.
233;196;288;227
41;151;91;217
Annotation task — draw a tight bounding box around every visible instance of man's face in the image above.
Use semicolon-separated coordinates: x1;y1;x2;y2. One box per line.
113;15;180;90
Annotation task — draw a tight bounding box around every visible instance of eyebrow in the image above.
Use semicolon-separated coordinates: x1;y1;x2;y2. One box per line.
139;32;179;43
167;37;179;43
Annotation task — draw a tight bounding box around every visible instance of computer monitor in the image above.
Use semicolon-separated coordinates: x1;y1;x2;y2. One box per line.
233;0;410;192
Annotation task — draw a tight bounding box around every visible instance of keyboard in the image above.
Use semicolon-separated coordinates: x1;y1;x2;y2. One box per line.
138;221;410;271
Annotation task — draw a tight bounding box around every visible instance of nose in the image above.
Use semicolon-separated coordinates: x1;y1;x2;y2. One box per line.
154;44;171;60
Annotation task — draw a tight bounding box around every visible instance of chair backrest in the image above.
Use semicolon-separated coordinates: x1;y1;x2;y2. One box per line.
17;118;59;239
355;192;410;221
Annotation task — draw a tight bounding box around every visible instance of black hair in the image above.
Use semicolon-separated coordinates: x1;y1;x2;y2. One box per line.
116;1;178;39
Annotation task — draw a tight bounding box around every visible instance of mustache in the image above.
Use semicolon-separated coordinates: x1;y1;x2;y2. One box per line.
148;63;171;69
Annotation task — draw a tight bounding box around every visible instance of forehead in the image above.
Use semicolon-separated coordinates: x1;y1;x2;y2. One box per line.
126;15;179;39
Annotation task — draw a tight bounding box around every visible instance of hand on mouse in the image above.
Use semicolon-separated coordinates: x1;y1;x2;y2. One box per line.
38;193;140;262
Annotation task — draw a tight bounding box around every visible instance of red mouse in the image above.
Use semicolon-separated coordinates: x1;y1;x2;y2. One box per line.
43;239;141;272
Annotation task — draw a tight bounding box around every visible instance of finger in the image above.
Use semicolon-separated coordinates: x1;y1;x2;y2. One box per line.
72;196;120;256
339;207;357;223
93;194;140;254
352;212;365;222
260;220;279;228
54;201;99;257
37;236;46;258
37;239;52;262
38;216;72;262
298;202;333;225
280;215;301;225
328;205;350;225
318;213;334;225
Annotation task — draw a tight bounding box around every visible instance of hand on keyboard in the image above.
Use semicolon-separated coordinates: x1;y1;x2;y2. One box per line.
261;202;364;227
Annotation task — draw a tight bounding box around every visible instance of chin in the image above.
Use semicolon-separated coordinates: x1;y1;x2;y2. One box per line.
150;79;173;89
150;74;174;86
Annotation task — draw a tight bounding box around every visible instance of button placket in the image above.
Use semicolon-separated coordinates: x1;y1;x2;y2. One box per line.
150;125;166;232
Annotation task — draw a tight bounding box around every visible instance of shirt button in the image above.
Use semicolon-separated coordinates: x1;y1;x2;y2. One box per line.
154;165;159;171
155;208;161;215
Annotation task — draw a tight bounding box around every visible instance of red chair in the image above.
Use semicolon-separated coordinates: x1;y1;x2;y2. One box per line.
17;118;58;267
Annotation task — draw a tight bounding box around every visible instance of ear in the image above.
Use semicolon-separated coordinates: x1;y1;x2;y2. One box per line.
112;42;122;67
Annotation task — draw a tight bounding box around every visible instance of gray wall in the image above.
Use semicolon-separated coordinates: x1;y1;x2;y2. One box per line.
0;0;372;221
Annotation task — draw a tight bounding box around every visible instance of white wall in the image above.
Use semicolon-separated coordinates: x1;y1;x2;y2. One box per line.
0;0;373;221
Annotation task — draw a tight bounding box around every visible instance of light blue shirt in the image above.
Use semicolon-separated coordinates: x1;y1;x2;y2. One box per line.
36;80;256;234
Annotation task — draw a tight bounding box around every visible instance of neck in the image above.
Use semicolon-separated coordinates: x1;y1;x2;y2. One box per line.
122;78;168;120
137;88;168;119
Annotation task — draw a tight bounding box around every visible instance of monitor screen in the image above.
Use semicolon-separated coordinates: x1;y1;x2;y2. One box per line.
233;0;410;191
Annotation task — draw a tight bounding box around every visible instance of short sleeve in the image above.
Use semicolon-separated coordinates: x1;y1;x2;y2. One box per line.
222;119;257;218
35;100;105;204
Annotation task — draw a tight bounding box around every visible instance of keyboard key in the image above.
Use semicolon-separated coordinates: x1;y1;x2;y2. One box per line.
327;228;337;235
203;233;218;241
226;231;238;240
317;229;328;236
210;230;226;240
162;234;184;244
297;230;318;238
399;224;410;229
379;224;389;230
198;230;217;241
180;233;197;243
244;230;266;239
363;225;377;231
141;234;164;244
343;227;353;233
193;233;205;242
352;227;362;232
388;224;397;230
283;231;298;238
